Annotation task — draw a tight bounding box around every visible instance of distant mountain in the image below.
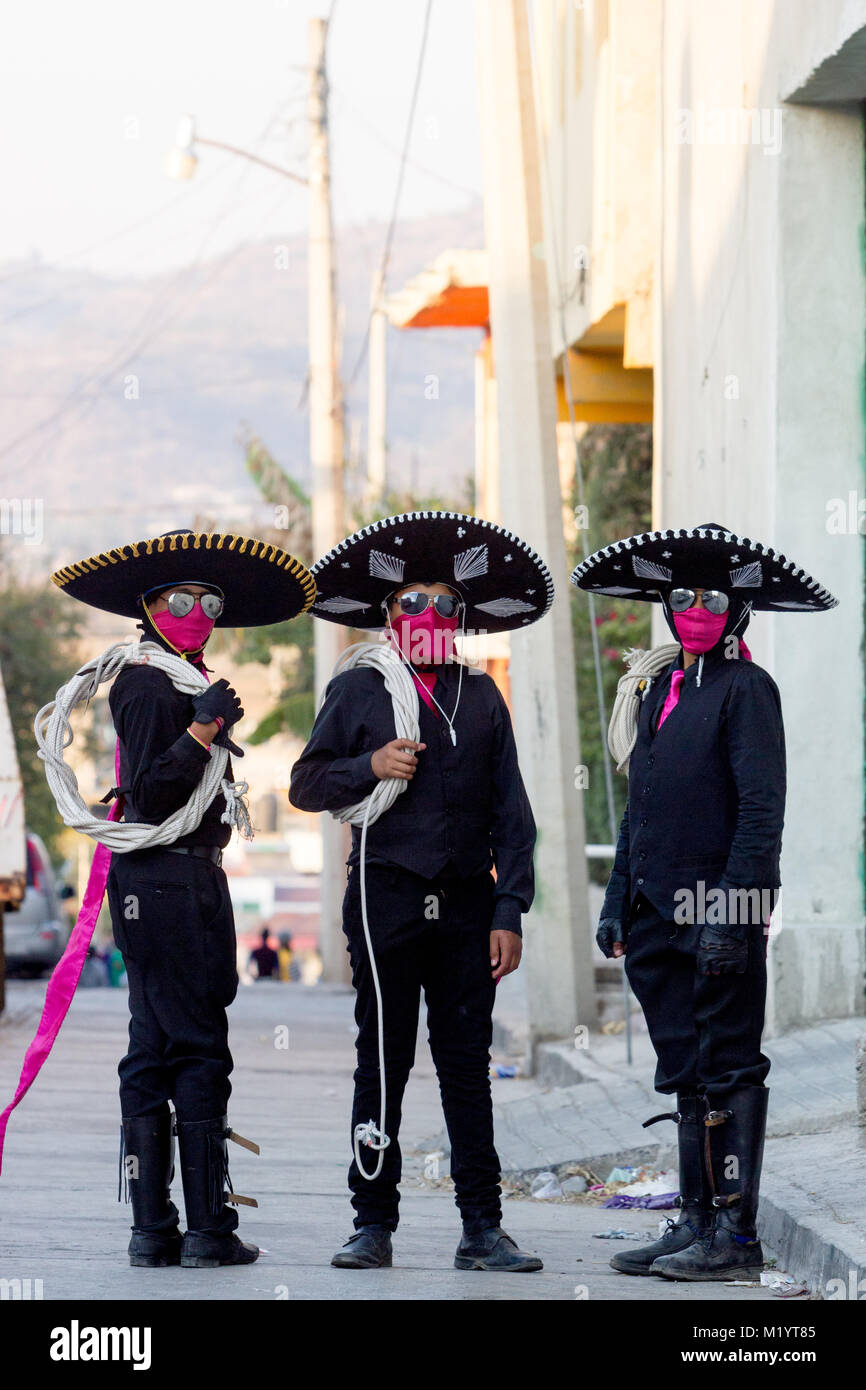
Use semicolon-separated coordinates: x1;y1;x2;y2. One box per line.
0;204;485;572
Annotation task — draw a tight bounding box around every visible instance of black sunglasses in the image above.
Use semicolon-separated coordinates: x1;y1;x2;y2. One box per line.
669;587;729;616
390;591;462;620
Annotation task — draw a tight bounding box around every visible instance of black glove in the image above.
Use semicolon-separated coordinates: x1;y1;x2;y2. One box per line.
212;725;244;759
698;924;748;976
192;678;244;730
596;917;628;958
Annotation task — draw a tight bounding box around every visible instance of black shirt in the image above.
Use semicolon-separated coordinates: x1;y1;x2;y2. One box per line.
288;662;536;934
108;642;233;849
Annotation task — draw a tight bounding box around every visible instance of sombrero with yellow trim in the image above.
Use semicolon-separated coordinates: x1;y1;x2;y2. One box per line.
51;529;316;627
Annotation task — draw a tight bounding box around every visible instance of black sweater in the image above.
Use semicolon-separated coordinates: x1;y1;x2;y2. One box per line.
289;662;536;935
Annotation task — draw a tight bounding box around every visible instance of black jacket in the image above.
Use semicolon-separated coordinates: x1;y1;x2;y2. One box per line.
108;641;233;849
601;643;786;928
288;662;536;935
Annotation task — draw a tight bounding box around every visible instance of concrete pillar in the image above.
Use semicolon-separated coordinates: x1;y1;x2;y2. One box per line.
475;0;596;1037
767;98;865;1029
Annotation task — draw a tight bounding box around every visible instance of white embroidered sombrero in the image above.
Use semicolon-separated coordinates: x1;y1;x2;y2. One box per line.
309;511;555;634
570;523;838;613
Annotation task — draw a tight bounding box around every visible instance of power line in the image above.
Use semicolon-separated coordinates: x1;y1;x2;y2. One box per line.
4;184;290;486
330;86;480;201
344;0;435;392
0;101;296;478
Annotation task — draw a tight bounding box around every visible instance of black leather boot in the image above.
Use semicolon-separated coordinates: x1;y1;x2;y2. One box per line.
120;1111;182;1267
652;1086;768;1281
331;1225;394;1269
610;1093;712;1276
176;1116;260;1268
455;1226;543;1272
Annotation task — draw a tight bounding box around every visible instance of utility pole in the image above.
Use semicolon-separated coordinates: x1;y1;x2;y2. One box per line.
366;268;387;503
307;16;350;983
475;0;596;1038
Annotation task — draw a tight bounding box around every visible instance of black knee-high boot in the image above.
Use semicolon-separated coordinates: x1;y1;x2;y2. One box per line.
176;1116;260;1268
120;1111;182;1267
651;1086;768;1280
610;1093;712;1276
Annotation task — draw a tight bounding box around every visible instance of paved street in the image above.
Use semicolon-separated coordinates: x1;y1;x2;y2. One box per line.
0;978;784;1302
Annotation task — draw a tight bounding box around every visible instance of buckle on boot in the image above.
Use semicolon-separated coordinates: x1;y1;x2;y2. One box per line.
705;1109;732;1128
711;1193;741;1209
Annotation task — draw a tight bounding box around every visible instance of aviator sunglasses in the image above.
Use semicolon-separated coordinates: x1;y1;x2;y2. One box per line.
161;589;225;620
668;587;730;616
389;591;463;620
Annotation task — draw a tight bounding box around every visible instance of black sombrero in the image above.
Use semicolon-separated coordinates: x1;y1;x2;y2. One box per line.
309;511;555;634
570;523;838;613
51;530;317;627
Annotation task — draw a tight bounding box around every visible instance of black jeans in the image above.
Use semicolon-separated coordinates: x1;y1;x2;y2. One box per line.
624;894;770;1098
343;863;502;1232
107;848;238;1121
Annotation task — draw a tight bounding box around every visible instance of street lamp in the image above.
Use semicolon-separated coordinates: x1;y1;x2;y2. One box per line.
165;114;308;186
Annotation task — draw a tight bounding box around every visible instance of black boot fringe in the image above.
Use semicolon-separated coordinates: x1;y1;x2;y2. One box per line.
206;1126;233;1217
117;1123;130;1204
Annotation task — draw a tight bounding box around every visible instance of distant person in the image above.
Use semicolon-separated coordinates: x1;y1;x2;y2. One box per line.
249;929;280;981
277;933;293;983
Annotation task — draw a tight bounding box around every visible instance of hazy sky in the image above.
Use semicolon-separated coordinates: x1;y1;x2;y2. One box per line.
1;0;483;277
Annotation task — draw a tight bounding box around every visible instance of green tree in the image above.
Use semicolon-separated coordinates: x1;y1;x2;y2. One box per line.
0;567;84;852
568;424;653;872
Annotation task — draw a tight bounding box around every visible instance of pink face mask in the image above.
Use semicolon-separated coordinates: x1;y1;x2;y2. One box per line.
149;604;215;654
672;607;728;654
390;608;458;666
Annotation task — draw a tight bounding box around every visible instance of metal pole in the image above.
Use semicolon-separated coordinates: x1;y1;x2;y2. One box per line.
308;16;350;983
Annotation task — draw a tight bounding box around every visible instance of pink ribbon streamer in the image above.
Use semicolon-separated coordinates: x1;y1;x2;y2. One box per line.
0;745;122;1174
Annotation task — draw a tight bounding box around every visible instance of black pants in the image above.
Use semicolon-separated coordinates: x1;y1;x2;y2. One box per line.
624;894;770;1099
343;863;502;1232
107;848;238;1120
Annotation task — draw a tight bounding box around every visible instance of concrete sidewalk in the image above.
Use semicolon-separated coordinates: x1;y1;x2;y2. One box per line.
0;978;784;1302
475;996;866;1297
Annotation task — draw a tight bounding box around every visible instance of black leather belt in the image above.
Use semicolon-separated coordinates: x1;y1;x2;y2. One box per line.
164;845;223;865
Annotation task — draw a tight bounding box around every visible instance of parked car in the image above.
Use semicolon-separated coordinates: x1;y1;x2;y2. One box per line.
4;832;71;977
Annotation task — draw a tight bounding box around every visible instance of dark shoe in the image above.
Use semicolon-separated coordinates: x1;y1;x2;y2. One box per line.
652;1085;769;1282
612;1091;712;1276
651;1223;764;1281
331;1226;393;1269
455;1226;543;1272
120;1111;182;1268
181;1230;260;1269
610;1206;708;1276
176;1114;260;1267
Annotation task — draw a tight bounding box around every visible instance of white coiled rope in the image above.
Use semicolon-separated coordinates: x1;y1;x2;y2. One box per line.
607;644;680;773
324;640;424;1180
34;640;253;850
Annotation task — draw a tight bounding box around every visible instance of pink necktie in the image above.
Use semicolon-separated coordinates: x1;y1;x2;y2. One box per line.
656;668;685;731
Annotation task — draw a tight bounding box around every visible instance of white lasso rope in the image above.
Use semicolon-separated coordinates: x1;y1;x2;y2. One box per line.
607;643;680;772
323;641;421;1180
34;640;253;851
